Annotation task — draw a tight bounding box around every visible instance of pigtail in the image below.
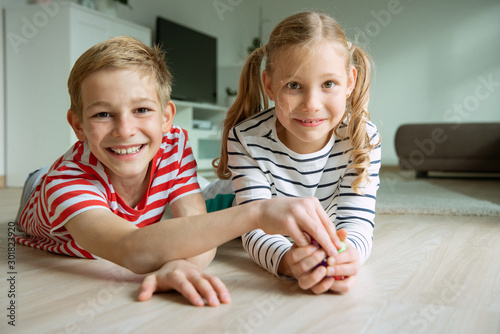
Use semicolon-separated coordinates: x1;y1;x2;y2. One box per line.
345;45;380;193
214;46;269;179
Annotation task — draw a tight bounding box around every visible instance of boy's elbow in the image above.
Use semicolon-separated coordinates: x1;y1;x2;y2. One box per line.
118;234;170;274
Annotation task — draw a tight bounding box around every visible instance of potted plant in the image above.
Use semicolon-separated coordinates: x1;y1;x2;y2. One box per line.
95;0;131;15
225;87;238;107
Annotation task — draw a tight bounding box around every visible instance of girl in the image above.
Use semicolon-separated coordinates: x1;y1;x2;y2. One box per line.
215;11;381;294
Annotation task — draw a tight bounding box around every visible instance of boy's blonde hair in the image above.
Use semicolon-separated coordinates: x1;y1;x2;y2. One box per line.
67;36;172;119
215;11;379;193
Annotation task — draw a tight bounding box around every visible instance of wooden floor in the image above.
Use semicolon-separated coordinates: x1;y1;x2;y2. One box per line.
1;176;500;334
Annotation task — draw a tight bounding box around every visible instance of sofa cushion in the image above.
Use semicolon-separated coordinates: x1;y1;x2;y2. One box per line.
395;123;500;173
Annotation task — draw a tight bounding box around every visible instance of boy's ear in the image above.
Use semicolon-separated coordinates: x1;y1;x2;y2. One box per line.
262;70;275;101
162;100;176;133
347;66;357;97
67;109;87;141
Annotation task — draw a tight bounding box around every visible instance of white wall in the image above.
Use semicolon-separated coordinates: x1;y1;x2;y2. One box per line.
2;0;499;183
259;0;500;164
114;0;261;106
0;0;27;182
108;0;500;165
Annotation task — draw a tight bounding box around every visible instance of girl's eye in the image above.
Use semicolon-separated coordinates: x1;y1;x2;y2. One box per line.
136;108;150;114
323;81;335;88
286;82;301;90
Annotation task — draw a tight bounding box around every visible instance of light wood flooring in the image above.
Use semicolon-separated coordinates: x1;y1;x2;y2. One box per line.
1;175;499;333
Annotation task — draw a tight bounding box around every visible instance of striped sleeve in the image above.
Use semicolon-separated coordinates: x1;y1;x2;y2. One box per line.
162;127;201;204
44;169;110;236
335;126;381;264
228;124;293;277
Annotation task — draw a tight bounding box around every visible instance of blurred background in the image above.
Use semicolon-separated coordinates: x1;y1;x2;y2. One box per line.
1;0;499;185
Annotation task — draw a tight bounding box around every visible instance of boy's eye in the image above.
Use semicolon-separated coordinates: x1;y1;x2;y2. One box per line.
323;81;335;88
286;82;301;90
136;108;150;114
94;112;110;118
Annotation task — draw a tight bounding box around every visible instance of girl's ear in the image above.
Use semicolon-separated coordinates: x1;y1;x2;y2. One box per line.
162;100;176;133
67;109;87;141
347;66;357;97
262;70;275;101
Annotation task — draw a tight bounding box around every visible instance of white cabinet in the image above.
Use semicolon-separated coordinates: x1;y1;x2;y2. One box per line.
172;100;227;177
4;3;151;187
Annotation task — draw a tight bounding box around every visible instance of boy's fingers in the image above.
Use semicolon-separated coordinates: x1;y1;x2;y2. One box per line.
337;228;348;242
137;274;158;302
189;276;220;307
310;204;341;256
177;279;206;307
206;275;231;304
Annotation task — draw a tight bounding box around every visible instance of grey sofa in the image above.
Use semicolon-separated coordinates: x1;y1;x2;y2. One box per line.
395;123;500;177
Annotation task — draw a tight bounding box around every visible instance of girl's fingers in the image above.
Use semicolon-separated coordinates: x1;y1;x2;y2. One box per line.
331;261;359;279
288;244;319;264
310;276;335;295
297;265;328;290
329;275;358;294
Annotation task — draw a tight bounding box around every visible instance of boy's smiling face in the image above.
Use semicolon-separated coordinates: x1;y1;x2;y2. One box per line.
68;69;173;187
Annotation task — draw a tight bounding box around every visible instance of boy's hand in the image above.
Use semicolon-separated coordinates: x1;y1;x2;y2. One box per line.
257;197;342;257
137;260;231;307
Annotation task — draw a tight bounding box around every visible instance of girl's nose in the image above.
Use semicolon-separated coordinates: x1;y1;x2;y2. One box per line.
301;89;322;112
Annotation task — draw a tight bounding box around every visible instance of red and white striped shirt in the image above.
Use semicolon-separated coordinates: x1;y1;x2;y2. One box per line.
14;126;200;258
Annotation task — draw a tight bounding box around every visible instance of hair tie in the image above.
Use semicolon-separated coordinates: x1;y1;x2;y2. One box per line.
347;41;353;49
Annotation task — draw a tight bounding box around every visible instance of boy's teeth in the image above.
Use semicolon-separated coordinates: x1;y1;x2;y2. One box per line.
111;145;142;155
302;120;320;123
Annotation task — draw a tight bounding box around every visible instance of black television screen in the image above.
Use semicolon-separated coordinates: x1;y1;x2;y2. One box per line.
156;17;217;104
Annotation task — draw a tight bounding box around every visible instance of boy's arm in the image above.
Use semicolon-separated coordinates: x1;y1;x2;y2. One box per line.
65;195;342;274
169;192;217;269
136;192;227;306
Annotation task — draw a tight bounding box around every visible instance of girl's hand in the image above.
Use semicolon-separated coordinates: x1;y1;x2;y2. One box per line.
279;229;360;294
279;243;329;283
326;243;360;294
257;197;342;257
137;260;231;307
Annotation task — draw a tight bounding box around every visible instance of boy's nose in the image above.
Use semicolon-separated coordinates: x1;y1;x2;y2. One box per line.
112;114;137;138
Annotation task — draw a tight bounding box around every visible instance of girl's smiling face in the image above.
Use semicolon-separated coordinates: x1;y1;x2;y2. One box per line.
263;42;356;154
68;69;173;186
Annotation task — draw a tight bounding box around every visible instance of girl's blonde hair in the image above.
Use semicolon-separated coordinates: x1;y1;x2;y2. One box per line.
67;36;172;119
215;11;379;193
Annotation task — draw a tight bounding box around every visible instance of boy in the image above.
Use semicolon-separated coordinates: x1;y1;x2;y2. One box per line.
14;36;342;307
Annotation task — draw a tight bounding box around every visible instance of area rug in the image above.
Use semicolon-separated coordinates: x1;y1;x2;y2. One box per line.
376;178;500;216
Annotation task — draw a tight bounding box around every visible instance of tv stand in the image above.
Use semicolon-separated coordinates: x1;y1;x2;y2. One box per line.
172;100;227;177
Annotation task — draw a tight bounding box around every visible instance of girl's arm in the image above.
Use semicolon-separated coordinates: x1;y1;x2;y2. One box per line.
227;127;314;277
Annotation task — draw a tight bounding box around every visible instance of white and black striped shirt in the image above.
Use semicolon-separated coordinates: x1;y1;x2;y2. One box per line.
228;108;381;276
